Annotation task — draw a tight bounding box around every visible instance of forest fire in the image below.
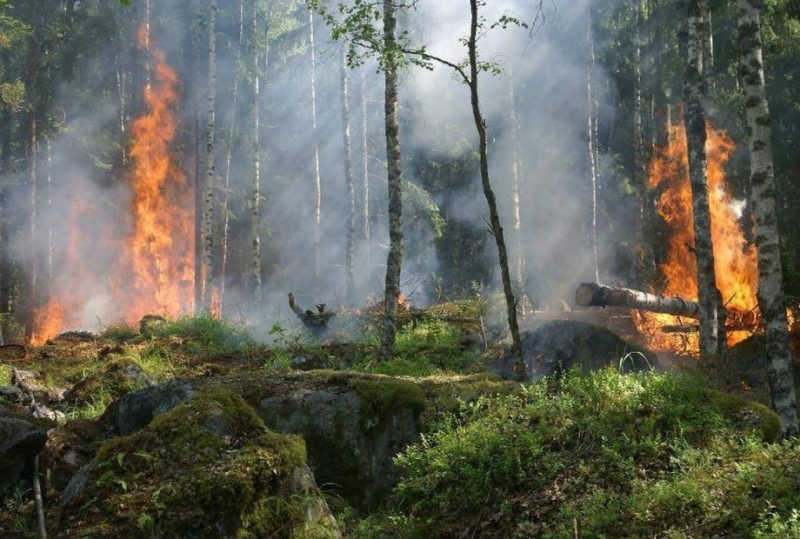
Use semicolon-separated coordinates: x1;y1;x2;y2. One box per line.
636;120;759;353
30;28;194;344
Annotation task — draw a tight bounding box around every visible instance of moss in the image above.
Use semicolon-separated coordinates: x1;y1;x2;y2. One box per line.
60;387;314;538
346;374;426;432
708;388;782;442
65;357;154;408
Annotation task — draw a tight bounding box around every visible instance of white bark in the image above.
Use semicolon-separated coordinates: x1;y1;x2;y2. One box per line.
201;0;218;309
737;0;797;438
251;0;262;303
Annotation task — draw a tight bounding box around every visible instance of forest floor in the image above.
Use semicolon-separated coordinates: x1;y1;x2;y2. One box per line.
1;299;800;538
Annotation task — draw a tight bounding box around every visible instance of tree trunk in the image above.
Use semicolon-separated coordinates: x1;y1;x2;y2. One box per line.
633;0;654;288
25;34;39;341
378;0;404;363
703;6;715;93
45;139;52;285
201;0;218;311
737;0;797;438
220;0;245;309
586;4;600;285
683;0;726;361
507;62;528;314
575;282;700;318
191;8;203;312
309;7;322;294
361;68;371;260
340;45;356;305
251;0;262;303
468;0;524;380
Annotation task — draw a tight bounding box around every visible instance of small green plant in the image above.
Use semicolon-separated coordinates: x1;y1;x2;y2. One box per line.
754;506;800;538
385;368;791;538
99;320;140;342
137;512;155;533
147;313;254;353
263;322;305;370
0;364;11;386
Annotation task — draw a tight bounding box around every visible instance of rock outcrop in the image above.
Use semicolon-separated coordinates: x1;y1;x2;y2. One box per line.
58;388;341;538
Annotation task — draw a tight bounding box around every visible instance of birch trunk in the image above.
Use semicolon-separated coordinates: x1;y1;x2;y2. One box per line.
25;35;39;341
737;0;797;438
251;0;262;303
468;0;524;380
361;69;371;259
683;0;726;361
45;139;52;284
201;0;217;310
220;0;245;307
309;8;322;294
703;6;715;93
191;9;203;312
378;0;404;362
586;4;600;285
507;62;527;314
340;45;356;305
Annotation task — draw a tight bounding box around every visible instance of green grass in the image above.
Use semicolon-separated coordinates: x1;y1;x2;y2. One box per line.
0;364;11;386
353;316;480;376
144;313;255;353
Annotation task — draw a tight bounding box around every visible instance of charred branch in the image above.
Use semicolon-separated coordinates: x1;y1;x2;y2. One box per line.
288;292;335;333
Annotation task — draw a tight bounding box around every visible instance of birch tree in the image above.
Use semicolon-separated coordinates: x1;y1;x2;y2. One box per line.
683;0;726;361
737;0;797;438
340;44;356;305
220;0;245;307
586;3;600;285
250;0;262;303
308;7;323;294
201;0;218;310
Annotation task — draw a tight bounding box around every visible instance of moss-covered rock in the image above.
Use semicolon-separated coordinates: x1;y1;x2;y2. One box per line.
254;371;425;511
63;357;155;410
58;388;339;538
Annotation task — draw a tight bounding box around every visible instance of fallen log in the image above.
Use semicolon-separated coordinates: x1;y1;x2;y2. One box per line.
575;282;700;319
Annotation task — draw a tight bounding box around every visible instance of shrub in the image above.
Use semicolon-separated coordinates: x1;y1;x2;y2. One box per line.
390;368;790;538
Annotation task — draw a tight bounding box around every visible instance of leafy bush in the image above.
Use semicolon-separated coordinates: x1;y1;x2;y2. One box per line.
389;368;790;538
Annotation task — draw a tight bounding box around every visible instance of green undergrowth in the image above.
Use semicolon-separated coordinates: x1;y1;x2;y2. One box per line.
344;368;791;539
135;313;256;354
353;315;483;377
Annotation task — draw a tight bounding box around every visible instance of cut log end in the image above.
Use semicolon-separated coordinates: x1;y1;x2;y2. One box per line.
575;283;600;307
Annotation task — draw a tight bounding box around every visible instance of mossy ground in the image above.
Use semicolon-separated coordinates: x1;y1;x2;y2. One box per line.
59;388;314;538
1;303;799;538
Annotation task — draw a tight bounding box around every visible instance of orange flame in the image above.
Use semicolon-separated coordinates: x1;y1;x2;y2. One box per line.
117;28;194;321
638;119;759;353
30;26;194;344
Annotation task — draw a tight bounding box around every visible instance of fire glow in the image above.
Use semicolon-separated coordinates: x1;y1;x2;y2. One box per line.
636;120;759;353
31;28;194;344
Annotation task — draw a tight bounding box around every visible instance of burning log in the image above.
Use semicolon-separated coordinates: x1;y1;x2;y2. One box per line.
575;282;701;319
288;293;335;332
